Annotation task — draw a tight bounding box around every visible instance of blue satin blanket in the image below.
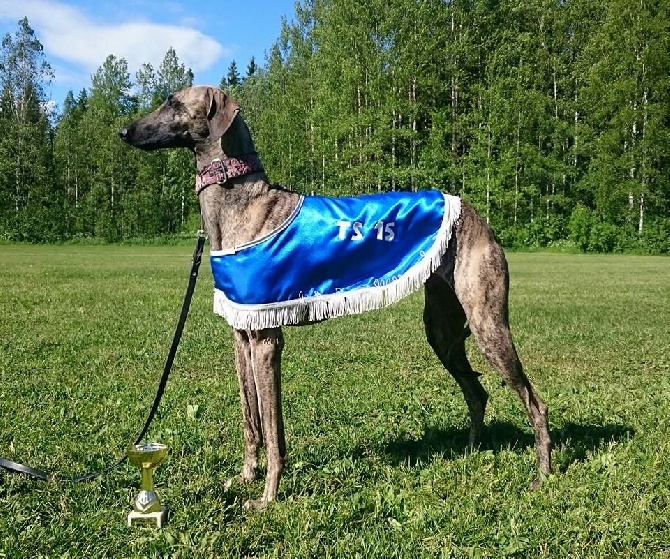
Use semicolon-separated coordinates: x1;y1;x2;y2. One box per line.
211;190;461;329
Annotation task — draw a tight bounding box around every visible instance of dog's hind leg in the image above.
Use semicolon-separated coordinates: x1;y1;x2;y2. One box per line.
424;276;489;447
451;206;552;482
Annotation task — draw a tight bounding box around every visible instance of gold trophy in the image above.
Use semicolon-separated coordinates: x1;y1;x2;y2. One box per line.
127;442;168;528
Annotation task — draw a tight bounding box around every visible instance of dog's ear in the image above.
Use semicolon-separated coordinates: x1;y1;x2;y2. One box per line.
206;88;240;141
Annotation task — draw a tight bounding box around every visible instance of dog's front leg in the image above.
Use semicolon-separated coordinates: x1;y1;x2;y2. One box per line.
244;327;286;510
226;329;262;490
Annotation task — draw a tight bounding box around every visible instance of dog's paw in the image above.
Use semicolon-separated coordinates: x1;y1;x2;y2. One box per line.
243;498;268;511
223;477;237;492
224;472;257;492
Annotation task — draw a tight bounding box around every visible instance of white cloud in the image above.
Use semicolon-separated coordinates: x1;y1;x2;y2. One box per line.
0;0;229;85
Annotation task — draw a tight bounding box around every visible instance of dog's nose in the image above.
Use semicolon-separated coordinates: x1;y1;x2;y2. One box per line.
118;128;128;141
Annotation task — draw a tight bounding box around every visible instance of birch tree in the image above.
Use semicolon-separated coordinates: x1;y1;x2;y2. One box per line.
0;18;55;240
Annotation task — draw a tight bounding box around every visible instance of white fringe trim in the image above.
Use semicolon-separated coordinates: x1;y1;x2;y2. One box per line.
213;193;461;330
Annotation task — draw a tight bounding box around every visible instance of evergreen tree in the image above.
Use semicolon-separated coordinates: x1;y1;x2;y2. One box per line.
246;56;258;79
225;60;241;87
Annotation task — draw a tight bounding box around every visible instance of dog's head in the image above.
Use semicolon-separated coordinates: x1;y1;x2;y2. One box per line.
119;85;240;151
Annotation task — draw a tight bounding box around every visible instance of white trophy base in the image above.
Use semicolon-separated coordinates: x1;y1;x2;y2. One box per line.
127;506;168;528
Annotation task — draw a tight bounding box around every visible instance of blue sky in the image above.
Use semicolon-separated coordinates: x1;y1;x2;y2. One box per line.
0;0;296;108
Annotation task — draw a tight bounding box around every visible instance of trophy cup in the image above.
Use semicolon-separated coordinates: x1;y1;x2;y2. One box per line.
127;442;168;528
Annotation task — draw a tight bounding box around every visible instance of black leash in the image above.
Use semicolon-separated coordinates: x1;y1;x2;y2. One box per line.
0;234;206;482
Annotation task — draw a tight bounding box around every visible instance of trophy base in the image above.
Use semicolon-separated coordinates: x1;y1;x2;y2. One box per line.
127;507;168;528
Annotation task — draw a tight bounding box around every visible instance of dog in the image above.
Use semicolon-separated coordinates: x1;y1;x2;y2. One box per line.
120;85;552;509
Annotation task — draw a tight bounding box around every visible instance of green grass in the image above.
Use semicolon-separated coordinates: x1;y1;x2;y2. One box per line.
1;245;669;558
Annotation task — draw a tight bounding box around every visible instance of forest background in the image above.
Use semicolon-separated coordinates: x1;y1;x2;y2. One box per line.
0;0;668;253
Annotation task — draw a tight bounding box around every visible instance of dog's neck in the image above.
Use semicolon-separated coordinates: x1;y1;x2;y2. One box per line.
195;115;300;252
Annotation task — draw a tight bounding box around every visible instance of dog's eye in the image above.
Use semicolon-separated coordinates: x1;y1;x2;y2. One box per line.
166;94;174;105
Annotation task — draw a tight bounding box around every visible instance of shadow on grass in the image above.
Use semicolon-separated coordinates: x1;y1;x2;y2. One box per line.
382;421;635;470
552;421;635;469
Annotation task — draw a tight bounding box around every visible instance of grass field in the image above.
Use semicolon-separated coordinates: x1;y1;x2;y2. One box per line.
0;244;669;558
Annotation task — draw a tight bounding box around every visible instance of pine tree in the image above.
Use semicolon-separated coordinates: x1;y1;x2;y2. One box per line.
225;60;241;87
246;56;258;79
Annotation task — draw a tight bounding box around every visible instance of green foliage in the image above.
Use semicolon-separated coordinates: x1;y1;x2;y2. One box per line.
0;4;669;250
587;221;619;254
568;204;592;252
246;56;258;79
639;217;670;254
1;246;670;557
223;60;241;87
231;0;670;253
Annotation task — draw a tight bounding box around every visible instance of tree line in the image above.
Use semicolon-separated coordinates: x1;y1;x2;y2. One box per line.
0;0;669;252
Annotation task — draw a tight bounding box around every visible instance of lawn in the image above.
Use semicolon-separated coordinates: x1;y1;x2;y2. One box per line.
0;244;669;558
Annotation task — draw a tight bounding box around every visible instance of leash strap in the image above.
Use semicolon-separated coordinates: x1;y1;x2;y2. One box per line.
0;234;206;482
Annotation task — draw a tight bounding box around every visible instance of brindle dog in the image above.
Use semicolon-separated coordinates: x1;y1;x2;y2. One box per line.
120;85;552;509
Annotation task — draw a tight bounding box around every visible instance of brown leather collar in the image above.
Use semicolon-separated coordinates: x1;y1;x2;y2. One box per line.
195;154;264;195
